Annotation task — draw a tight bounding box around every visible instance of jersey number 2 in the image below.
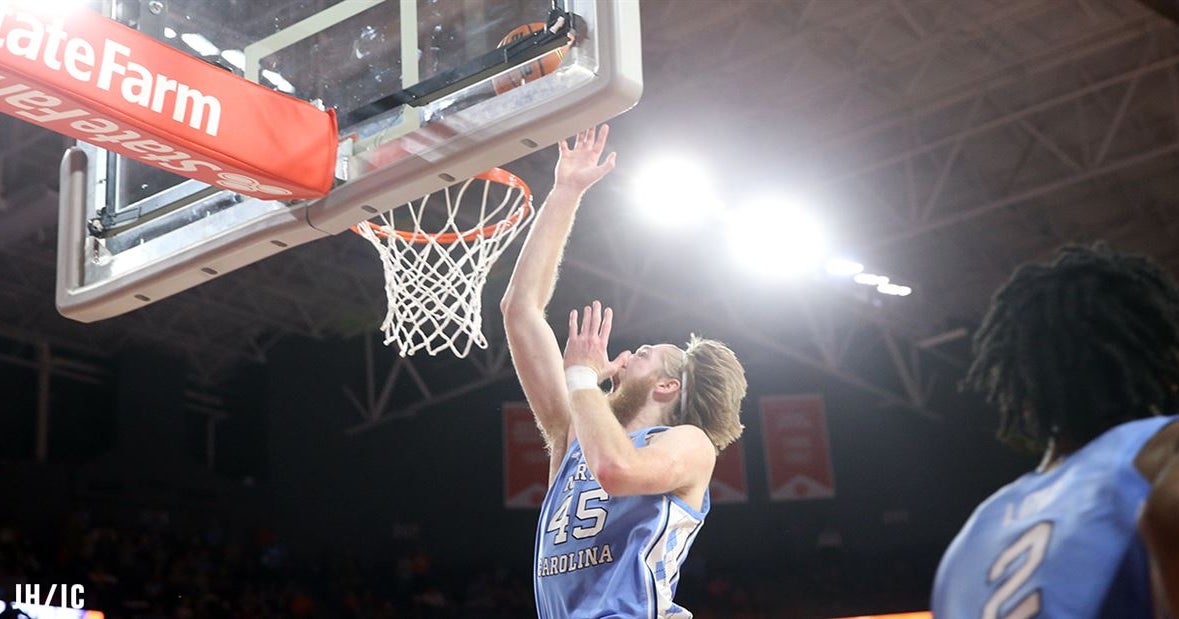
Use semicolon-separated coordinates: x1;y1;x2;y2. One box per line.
982;521;1053;619
546;488;609;544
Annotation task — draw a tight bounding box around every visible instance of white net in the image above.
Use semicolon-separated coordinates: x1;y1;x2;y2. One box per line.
353;169;535;357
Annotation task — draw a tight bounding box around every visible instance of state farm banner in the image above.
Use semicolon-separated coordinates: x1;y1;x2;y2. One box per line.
709;438;748;504
503;402;549;509
762;394;836;501
0;4;336;199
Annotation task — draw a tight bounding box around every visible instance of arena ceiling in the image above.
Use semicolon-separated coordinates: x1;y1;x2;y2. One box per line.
2;0;1177;429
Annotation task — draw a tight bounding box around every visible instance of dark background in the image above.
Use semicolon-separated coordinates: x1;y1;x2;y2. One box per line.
4;0;1179;616
0;336;1031;616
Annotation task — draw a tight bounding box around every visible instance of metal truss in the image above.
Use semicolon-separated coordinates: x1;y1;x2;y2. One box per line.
338;245;956;437
183;388;229;471
0;325;109;462
561;254;952;420
0;317;238;468
849;44;1179;250
337;0;1179;432
3;0;1177;433
341;332;517;434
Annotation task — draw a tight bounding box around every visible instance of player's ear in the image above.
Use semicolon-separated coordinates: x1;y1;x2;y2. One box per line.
652;377;681;401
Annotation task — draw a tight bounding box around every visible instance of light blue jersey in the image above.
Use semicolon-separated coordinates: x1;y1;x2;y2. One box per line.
535;426;708;619
933;416;1176;617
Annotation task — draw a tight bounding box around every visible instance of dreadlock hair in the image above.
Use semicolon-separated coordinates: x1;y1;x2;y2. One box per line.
962;243;1179;452
659;335;748;453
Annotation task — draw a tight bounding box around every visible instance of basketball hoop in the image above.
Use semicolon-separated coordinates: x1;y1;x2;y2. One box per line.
351;168;535;357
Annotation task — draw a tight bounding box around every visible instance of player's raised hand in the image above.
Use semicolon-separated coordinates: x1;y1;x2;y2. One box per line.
564;300;628;382
555;125;617;192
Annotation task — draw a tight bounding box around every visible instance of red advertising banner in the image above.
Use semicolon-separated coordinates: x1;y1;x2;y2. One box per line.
761;394;836;501
0;4;336;199
709;438;747;504
830;608;929;613
502;402;549;509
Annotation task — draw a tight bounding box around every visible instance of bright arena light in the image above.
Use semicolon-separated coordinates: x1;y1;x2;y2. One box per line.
262;69;296;93
849;271;915;297
220;49;246;70
877;282;913;296
164;27;178;39
825;258;864;277
14;0;88;16
632;155;722;226
180;33;220;57
853;272;889;287
726;197;826;277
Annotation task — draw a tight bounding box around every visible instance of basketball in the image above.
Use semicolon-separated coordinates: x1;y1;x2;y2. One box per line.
491;23;572;95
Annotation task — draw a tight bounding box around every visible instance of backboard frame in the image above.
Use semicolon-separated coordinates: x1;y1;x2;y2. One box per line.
57;0;642;323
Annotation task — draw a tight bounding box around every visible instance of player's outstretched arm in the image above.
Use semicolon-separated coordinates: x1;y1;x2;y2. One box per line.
564;300;715;498
1137;420;1179;615
502;126;616;479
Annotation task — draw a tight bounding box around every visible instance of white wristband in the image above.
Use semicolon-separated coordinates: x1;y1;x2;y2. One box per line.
565;365;600;393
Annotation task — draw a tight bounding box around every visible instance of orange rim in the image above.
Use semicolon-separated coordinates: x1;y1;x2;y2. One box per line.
350;168;533;245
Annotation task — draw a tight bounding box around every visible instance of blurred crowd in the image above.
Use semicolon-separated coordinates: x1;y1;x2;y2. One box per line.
0;507;531;619
0;508;932;618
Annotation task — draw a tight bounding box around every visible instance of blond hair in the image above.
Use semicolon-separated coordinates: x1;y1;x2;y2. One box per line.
660;335;747;452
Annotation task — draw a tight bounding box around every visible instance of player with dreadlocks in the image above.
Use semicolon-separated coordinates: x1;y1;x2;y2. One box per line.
932;243;1179;616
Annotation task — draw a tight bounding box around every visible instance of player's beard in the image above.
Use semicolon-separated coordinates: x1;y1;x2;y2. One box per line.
608;372;657;428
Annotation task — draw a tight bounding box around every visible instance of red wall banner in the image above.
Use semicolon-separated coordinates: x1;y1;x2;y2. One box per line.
502;402;549;509
832;613;930;619
0;4;336;199
709;438;748;504
761;394;836;501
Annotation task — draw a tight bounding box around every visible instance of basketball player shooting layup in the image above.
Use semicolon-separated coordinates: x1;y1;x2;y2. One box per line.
933;244;1179;616
501;125;748;618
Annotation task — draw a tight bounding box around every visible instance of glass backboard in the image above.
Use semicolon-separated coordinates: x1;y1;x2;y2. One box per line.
57;0;641;322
